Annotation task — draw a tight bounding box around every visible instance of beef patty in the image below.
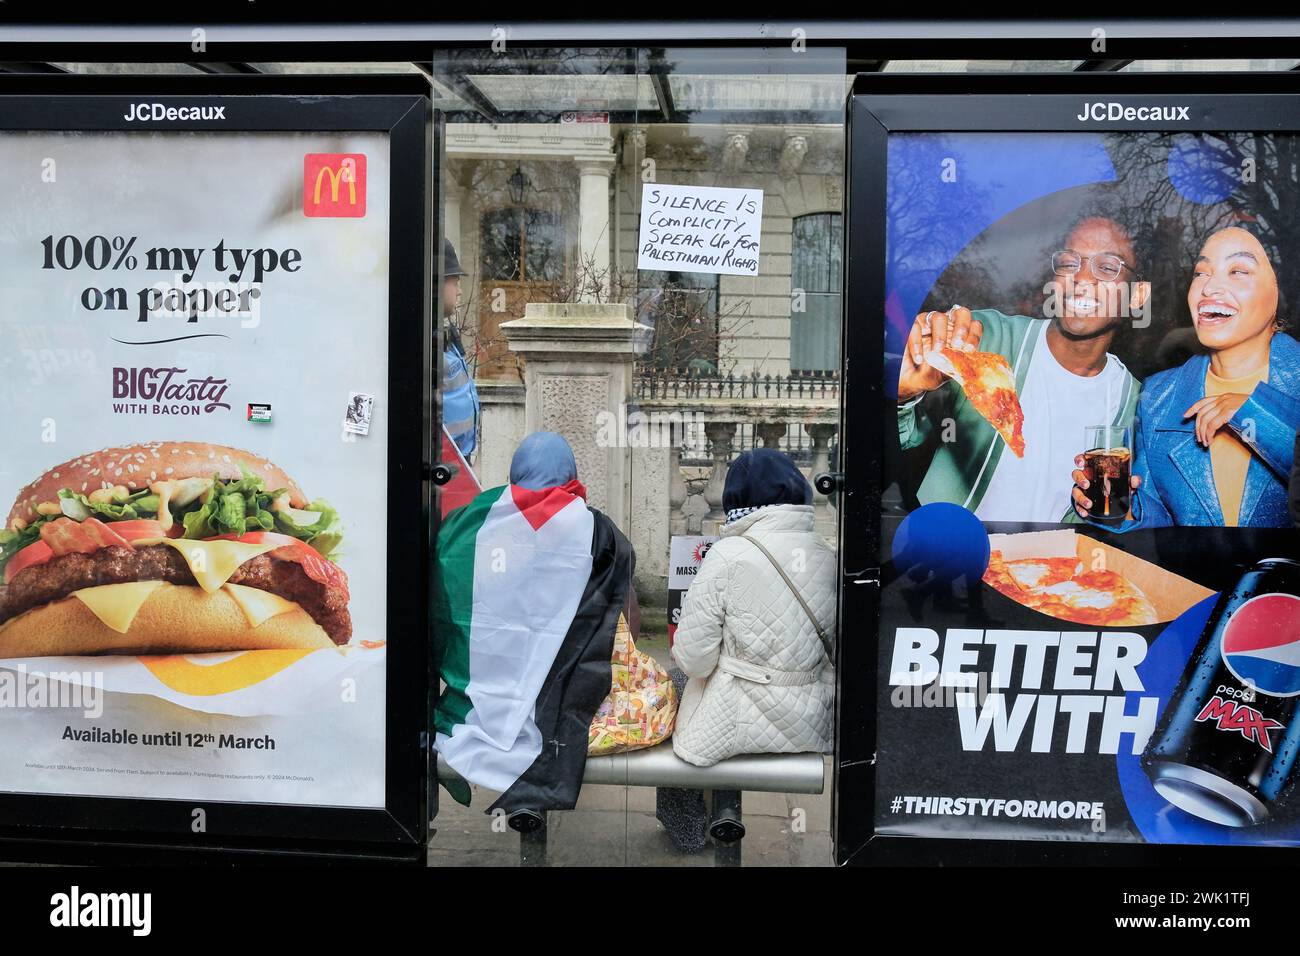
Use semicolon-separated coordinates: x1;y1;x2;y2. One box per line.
0;545;351;644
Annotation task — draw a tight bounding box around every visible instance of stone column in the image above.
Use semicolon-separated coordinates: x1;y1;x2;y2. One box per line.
668;421;687;533
443;182;463;256
621;128;647;209
703;421;737;532
500;302;653;536
680;473;711;535
474;382;527;489
757;422;788;449
806;422;838;537
630;436;672;605
577;161;614;300
806;422;836;478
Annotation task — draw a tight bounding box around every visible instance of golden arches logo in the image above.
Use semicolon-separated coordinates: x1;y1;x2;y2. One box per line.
303;153;365;218
140;649;315;696
313;160;357;206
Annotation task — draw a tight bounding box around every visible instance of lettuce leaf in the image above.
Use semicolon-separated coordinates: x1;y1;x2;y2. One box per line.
172;468;339;551
273;498;343;558
0;521;49;573
215;491;247;536
56;488;150;522
0;466;344;576
178;479;239;539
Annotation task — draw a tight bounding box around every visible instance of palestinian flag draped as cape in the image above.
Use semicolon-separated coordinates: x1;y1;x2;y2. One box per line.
433;478;632;814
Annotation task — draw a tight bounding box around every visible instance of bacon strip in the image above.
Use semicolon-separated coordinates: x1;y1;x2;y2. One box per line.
275;544;351;602
39;517;134;556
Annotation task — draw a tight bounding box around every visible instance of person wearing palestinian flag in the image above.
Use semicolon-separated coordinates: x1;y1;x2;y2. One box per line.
433;432;634;817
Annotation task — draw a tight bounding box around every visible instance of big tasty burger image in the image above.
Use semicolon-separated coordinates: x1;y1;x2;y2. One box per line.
0;442;350;657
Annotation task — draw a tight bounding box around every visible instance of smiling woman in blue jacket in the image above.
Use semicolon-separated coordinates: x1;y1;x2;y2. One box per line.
1072;225;1300;528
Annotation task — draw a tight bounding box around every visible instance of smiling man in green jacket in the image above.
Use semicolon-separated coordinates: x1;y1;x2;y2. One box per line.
898;217;1147;523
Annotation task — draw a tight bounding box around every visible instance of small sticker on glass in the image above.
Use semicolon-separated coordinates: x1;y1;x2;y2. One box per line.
344;392;375;436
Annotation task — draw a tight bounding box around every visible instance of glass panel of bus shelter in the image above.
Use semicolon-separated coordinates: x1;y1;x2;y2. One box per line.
628;47;845;868
426;43;845;866
427;47;649;867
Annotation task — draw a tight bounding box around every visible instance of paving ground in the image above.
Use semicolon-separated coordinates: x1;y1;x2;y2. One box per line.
426;756;833;867
428;610;834;867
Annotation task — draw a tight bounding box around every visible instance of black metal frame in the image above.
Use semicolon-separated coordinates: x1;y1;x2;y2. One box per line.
5;16;1300;61
0;75;434;864
837;70;1300;866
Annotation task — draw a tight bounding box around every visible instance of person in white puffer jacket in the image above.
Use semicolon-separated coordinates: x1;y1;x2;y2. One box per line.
671;448;836;767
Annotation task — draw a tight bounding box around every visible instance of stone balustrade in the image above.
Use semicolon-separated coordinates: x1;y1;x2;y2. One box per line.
630;370;840;602
635;401;839;533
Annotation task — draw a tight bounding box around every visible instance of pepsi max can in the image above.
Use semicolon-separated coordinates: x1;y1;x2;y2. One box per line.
1143;558;1300;827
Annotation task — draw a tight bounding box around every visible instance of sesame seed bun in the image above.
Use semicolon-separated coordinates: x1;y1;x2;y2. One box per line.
0;584;335;657
7;442;307;528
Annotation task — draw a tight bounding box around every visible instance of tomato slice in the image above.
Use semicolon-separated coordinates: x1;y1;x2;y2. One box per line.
3;539;53;584
211;531;303;551
40;516;133;557
210;532;349;598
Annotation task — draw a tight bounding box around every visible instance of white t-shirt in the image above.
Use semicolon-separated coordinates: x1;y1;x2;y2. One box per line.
975;323;1130;523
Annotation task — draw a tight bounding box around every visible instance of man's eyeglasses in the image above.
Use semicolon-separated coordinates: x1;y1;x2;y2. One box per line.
1051;250;1140;282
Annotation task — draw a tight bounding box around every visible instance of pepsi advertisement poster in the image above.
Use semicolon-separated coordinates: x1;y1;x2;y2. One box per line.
879;127;1300;847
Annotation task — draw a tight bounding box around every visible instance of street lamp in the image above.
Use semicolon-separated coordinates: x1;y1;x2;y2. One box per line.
507;164;530;204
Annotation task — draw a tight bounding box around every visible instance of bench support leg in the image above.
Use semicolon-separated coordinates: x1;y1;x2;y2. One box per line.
519;813;548;867
710;790;743;867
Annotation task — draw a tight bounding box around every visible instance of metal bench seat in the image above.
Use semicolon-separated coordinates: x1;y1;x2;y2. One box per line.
436;742;825;793
583;744;826;793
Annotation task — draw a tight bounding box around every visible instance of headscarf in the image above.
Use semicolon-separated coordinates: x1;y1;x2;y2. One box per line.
722;448;812;524
509;431;579;490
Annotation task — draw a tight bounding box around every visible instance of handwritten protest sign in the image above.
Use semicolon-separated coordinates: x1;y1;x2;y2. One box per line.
638;183;763;277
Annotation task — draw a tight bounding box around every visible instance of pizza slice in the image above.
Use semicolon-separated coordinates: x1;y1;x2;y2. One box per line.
983;551;1076;597
926;348;1026;458
983;550;1158;627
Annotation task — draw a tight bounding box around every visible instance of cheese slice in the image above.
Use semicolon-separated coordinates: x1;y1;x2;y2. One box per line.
136;538;278;593
223;583;301;628
1008;562;1052;589
72;581;166;634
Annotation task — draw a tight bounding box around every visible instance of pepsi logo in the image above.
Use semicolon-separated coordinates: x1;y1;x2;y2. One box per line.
1220;593;1300;697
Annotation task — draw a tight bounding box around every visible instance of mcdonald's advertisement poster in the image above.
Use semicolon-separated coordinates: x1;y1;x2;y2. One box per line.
0;131;391;807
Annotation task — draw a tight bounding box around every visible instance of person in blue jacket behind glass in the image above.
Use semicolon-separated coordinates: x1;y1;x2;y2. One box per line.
441;239;480;459
1071;225;1300;529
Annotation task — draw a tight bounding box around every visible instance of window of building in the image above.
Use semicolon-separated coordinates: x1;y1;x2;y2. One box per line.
480;206;564;282
637;270;722;372
790;212;842;375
